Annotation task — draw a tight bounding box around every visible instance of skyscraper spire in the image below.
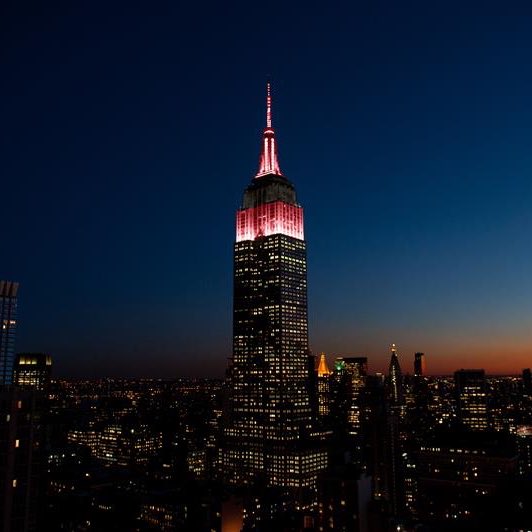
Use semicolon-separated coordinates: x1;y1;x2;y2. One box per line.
266;81;272;129
256;82;282;177
317;352;331;376
388;343;404;406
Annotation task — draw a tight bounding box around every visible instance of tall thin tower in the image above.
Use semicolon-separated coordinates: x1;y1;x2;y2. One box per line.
220;84;327;496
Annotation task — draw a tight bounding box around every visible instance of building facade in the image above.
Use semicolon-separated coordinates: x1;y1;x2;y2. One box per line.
0;281;19;386
414;352;426;377
14;354;52;392
454;369;488;431
316;353;331;418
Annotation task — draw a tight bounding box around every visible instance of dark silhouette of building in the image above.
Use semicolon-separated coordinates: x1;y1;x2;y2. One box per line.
413;352;426;377
317;465;372;531
0;387;42;532
0;281;18;386
523;368;532;395
455;369;488;431
516;425;532;476
220;85;327;514
388;345;403;407
416;430;519;526
14;354;52;392
385;344;405;518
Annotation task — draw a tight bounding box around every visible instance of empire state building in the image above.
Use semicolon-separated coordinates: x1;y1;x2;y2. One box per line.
220;85;327;495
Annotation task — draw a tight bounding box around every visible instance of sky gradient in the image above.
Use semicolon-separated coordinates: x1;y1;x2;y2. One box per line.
2;2;532;377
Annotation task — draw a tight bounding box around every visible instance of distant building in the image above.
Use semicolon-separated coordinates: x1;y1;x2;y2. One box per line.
414;352;426;377
385;345;405;517
68;421;162;467
14;353;52;391
388;345;403;407
416;430;518;524
0;281;19;386
316;353;331;417
516;425;532;476
454;369;488;431
333;356;367;436
523;368;532;395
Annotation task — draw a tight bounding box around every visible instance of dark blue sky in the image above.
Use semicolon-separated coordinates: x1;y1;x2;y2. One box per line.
2;2;532;376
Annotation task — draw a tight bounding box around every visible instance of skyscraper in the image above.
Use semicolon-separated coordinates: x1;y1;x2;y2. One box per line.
0;281;18;386
454;369;488;431
388;344;403;407
220;85;327;501
14;353;53;391
414;352;426;377
0;387;41;532
385;344;405;517
316;353;331;418
333;356;367;436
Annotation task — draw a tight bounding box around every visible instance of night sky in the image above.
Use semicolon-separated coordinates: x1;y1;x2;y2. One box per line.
3;2;532;377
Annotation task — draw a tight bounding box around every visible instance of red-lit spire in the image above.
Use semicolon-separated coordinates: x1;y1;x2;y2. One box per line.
256;82;282;178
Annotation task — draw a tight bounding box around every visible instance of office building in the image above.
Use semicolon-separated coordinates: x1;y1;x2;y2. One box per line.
454;369;488;431
414;352;426;377
14;353;52;392
385;345;405;516
416;430;518;524
0;387;41;532
388;345;403;407
316;353;331;418
0;281;18;386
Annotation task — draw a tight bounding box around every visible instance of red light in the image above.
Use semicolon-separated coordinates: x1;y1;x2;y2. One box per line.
256;83;282;178
236;201;304;242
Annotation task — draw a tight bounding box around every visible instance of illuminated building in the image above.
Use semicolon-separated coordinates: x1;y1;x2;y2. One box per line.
385;344;405;517
316;353;331;417
454;369;488;431
220;84;327;505
68;422;162;467
342;357;368;436
413;352;426;377
14;353;52;391
0;281;18;386
388;344;403;407
516;425;532;475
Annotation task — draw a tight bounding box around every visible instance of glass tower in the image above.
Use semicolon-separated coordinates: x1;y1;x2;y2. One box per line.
220;85;327;493
0;281;19;386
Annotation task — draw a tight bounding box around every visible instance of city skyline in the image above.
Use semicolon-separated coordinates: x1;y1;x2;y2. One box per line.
4;3;532;377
